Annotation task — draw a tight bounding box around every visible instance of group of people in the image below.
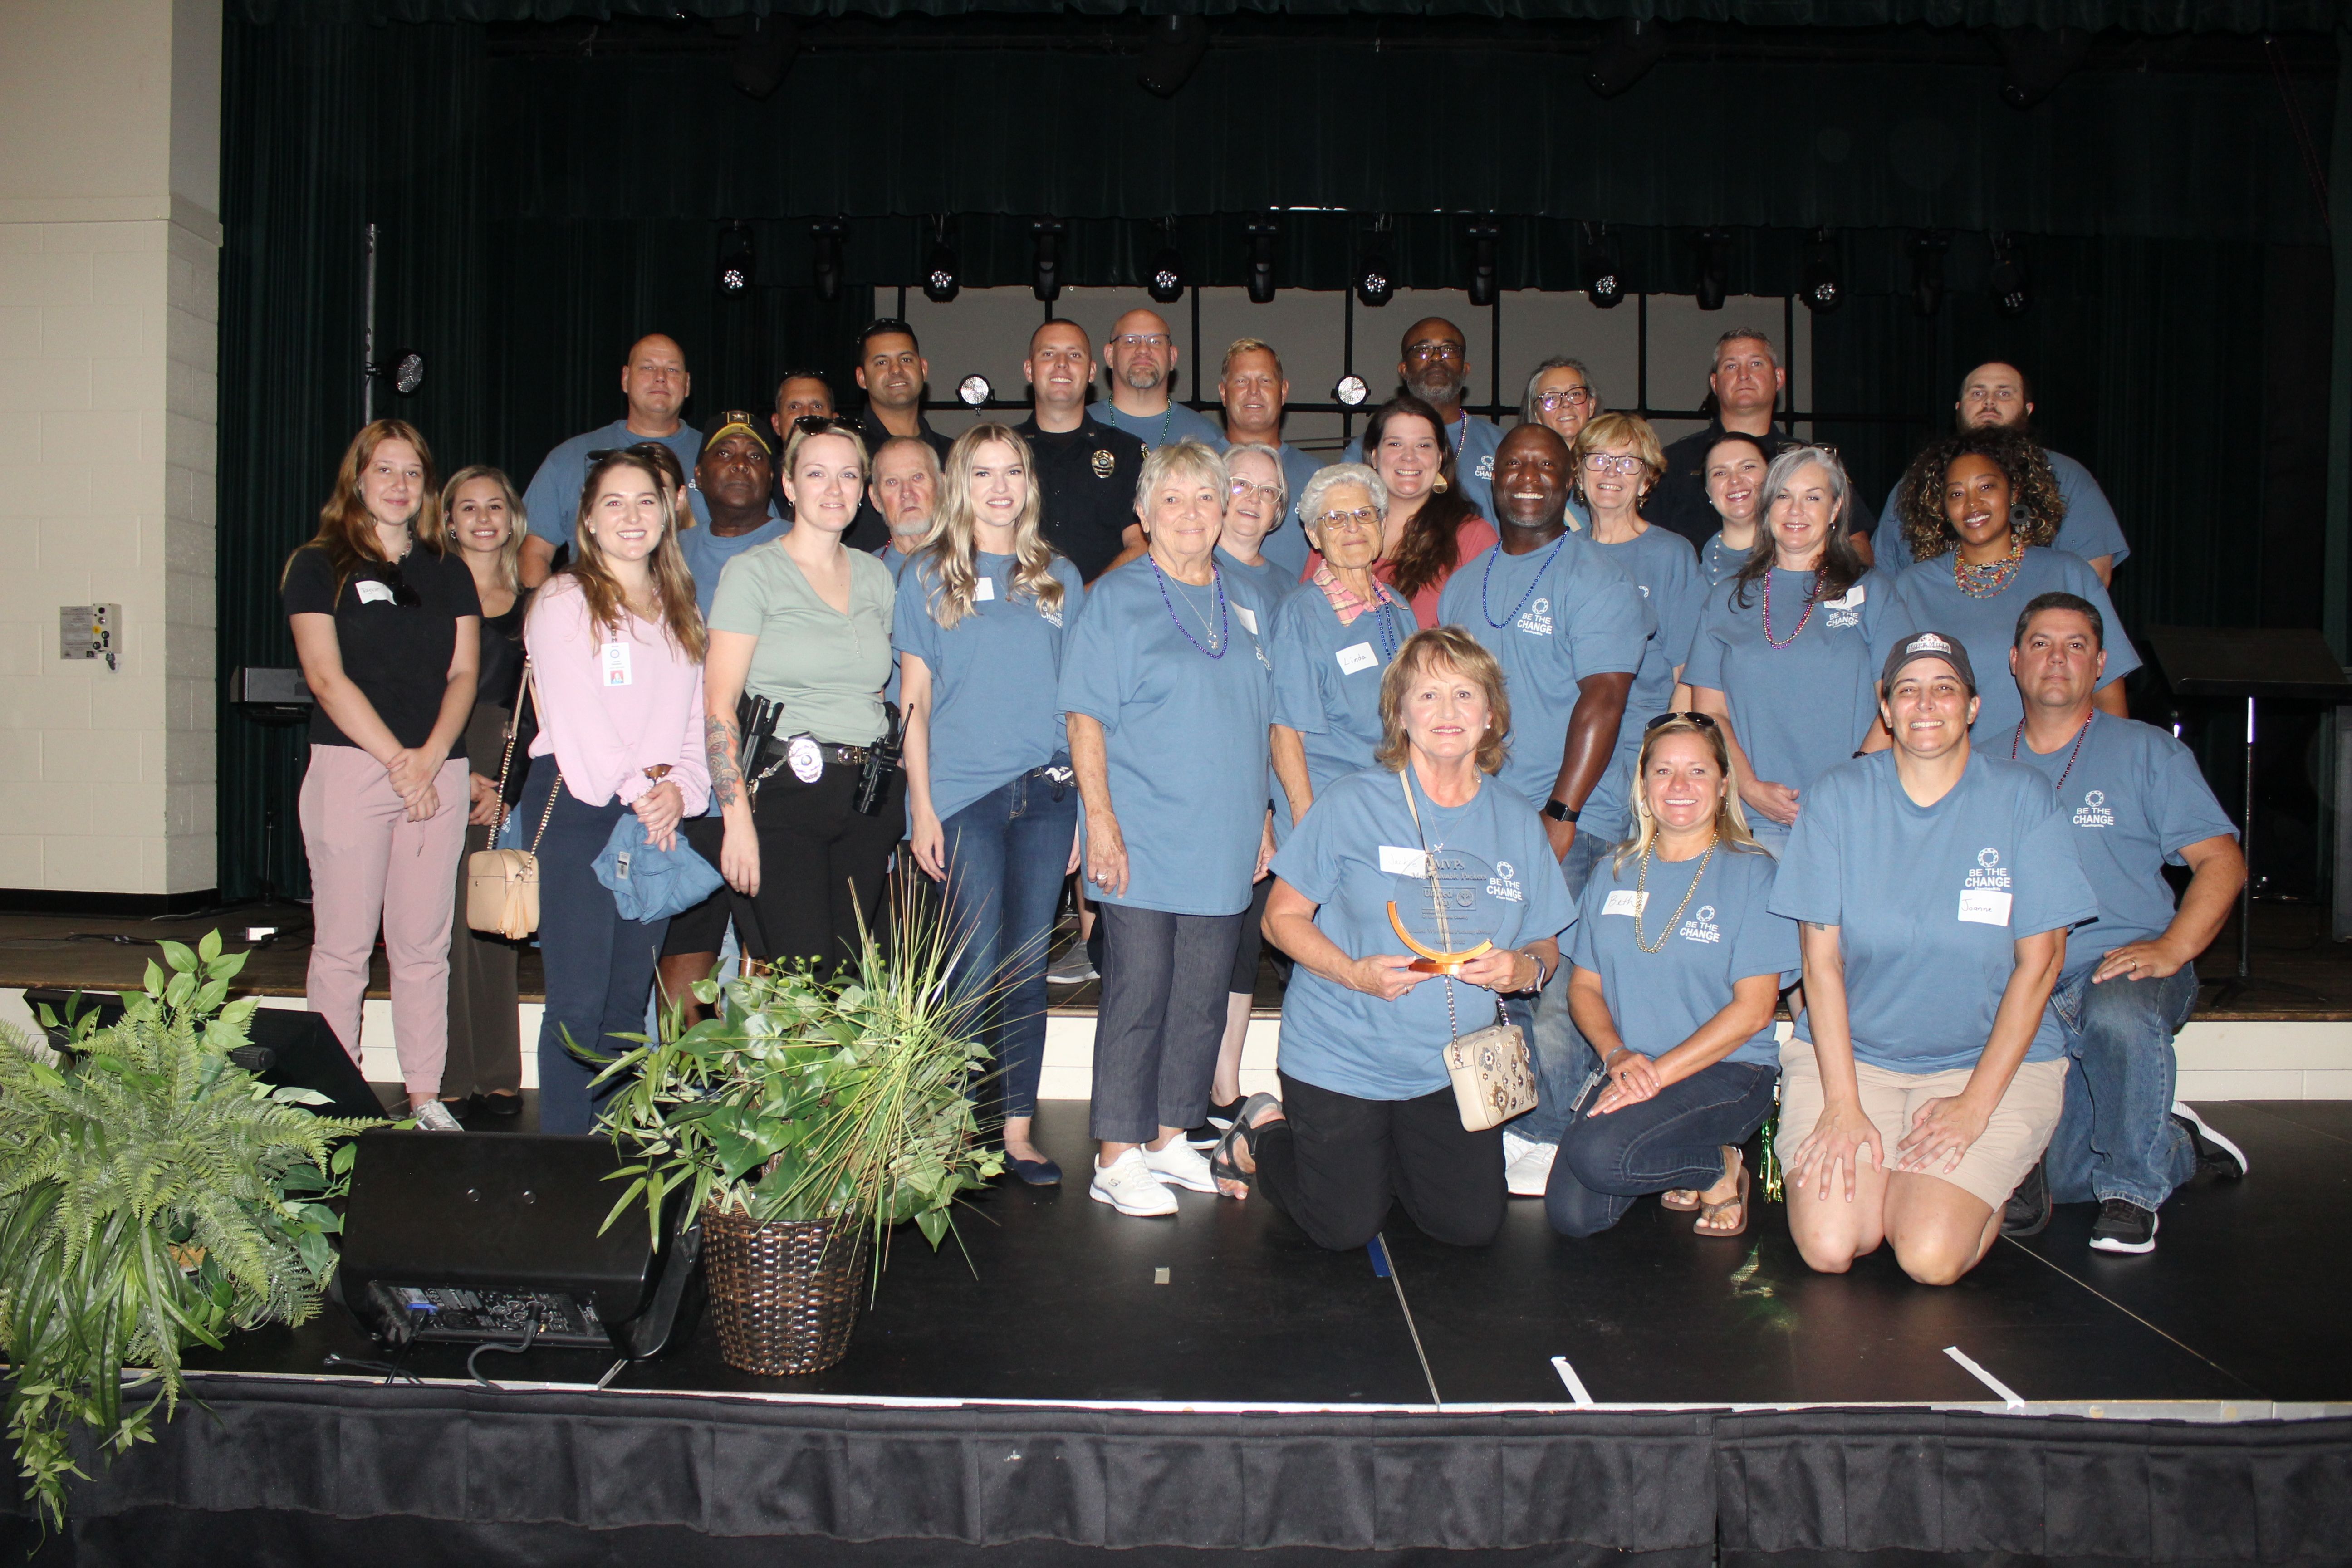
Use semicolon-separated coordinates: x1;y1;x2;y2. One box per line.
282;310;2250;1281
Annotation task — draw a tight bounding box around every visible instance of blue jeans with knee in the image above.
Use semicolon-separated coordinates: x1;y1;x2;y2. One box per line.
2045;963;2199;1210
939;768;1078;1123
1546;1058;1780;1236
1514;829;1608;1145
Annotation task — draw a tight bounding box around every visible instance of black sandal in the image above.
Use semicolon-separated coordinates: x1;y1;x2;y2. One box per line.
1211;1092;1282;1196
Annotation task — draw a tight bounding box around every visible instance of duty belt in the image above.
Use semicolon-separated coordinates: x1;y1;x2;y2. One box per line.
758;735;872;769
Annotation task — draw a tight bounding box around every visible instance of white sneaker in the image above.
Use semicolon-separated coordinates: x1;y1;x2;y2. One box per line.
1090;1147;1178;1216
411;1099;464;1133
1502;1128;1557;1198
1144;1137;1219;1195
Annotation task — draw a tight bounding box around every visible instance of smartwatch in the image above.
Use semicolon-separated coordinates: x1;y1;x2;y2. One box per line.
1541;799;1581;823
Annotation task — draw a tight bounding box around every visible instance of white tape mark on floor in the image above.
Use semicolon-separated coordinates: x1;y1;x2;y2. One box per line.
1550;1356;1596;1407
1944;1345;2027;1408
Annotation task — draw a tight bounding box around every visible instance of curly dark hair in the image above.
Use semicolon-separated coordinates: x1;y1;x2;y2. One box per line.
1893;424;2065;564
1361;395;1483;602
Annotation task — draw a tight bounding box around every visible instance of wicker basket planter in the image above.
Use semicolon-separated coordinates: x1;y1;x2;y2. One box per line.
700;1202;871;1375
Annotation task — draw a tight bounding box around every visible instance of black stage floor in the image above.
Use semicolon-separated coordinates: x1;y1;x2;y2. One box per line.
185;1098;2352;1414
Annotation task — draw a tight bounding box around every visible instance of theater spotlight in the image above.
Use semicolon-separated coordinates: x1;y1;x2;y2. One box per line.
728;15;801;101
1355;218;1394;308
924;240;960;304
1800;230;1843;314
716;222;755;296
1908;230;1950;317
1245;219;1279;304
1693;229;1731;312
810;219;847;302
958;374;993;407
366;348;425;397
1582;227;1624;309
1145;241;1186;305
1136;15;1211;100
1586;17;1670;99
1333;374;1369;408
1987;232;2031;317
1030;219;1067;303
1995;27;2091;111
1466;221;1500;309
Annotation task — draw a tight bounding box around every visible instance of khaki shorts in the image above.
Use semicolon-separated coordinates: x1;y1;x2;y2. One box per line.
1773;1042;2069;1211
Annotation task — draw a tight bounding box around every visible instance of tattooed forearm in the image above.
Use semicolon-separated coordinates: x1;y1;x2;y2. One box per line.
706;714;744;809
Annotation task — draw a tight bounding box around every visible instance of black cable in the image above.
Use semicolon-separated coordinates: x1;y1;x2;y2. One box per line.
464;1318;540;1389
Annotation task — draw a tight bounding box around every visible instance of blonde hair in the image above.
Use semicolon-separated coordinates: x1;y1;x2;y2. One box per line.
1220;336;1284;380
919;424;1066;631
559;451;706;662
439;464;527;598
1571;412;1667;508
1373;628;1511;776
780;418;870;490
1612;715;1764;873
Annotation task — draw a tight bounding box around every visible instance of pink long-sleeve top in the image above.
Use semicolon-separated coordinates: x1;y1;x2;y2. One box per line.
524;578;711;813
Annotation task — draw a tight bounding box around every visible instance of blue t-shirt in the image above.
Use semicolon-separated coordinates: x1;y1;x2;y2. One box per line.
1058;555;1279;916
1873;546;2140;739
1267;578;1415;844
1872;449;2130;578
2008;713;2238;980
1343;412;1504;523
677;509;789;619
1093;399;1225;452
895;550;1087;828
1436;534;1649;839
1272;766;1578;1101
1215;545;1297;615
1592;527;1705;833
1685;569;1882;846
877;542;919;582
521;419;710;549
1570;842;1798;1068
1257;442;1325;582
1768;750;2097;1072
1700;531;1750;586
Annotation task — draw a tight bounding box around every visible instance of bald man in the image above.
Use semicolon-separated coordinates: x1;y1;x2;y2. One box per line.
519;333;710;587
1094;308;1224;451
1339;316;1503;520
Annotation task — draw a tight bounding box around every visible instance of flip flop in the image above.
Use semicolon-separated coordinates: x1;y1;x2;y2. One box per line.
1211;1092;1281;1196
1660;1190;1702;1212
1695;1163;1750;1239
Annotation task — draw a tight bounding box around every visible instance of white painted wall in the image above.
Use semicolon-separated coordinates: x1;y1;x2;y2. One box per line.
0;0;221;896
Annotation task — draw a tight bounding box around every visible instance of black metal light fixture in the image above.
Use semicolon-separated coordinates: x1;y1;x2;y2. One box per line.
1145;222;1186;304
1136;15;1211;99
1355;217;1394;308
716;222;755;296
923;240;960;304
1987;232;2031;317
727;15;801;100
367;349;425;397
1245;218;1279;304
958;375;993;407
1586;17;1669;98
1995;27;2090;111
1799;230;1843;314
1908;230;1950;317
1333;374;1369;408
1582;225;1624;309
1030;219;1067;303
1693;228;1731;311
810;219;847;302
1466;220;1500;309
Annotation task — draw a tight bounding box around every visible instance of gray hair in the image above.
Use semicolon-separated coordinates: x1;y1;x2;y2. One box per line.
1521;357;1599;426
1133;438;1227;512
1297;462;1389;545
1222;441;1291;517
1713;329;1779;370
870;432;943;478
1758;445;1853;533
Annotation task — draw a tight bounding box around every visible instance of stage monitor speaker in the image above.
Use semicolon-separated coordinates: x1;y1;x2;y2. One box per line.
25;989;387;1122
338;1130;698;1360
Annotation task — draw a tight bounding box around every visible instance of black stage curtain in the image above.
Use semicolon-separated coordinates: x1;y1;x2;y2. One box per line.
5;1379;2349;1566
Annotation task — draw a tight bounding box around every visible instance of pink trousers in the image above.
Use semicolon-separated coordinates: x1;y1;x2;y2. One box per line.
298;745;469;1096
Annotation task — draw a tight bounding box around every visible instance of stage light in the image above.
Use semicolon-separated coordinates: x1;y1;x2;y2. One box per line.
1996;27;2090;111
1693;229;1730;312
1987;232;2031;317
1031;219;1066;303
1333;374;1369;407
1800;230;1843;314
1145;243;1186;305
1582;227;1624;309
958;375;993;407
1355;219;1394;308
923;240;960;304
368;349;425;397
716;222;755;296
1466;221;1500;309
1245;219;1278;304
1586;17;1669;99
1136;15;1211;100
810;219;846;302
1908;230;1950;317
729;15;801;101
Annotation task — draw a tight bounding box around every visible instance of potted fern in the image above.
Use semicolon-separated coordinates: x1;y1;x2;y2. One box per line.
0;934;378;1527
595;892;1004;1376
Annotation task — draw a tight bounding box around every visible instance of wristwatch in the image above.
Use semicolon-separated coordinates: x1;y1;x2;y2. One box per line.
1541;799;1580;823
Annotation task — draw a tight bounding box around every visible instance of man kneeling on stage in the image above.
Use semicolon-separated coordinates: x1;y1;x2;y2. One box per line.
2003;593;2250;1254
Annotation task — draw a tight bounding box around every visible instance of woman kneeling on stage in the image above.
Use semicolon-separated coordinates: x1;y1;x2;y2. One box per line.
1545;714;1796;1240
1215;628;1577;1251
1767;631;2094;1285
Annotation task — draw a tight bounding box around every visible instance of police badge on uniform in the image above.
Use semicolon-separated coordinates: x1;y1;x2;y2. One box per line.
1091;449;1117;479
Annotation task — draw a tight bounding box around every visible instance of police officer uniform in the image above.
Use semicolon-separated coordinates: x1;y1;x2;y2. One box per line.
1018;411;1147;583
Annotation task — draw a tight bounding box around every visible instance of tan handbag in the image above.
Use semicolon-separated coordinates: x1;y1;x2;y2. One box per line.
465;666;560;939
1398;771;1539;1132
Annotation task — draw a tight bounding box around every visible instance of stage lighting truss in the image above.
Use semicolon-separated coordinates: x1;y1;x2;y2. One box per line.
1581;225;1624;309
1800;230;1843;314
1693;228;1731;312
716;222;755;296
1466;220;1500;309
810;219;847;302
1245;219;1279;304
1031;219;1067;303
1988;232;2031;317
1908;230;1950;317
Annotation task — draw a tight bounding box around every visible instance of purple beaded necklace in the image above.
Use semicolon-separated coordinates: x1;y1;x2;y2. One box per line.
1151;554;1228;658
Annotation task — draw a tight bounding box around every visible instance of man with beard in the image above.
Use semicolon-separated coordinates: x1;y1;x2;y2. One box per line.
853;318;953;464
1870;362;2129;585
1215;336;1319;579
1093;308;1223;451
1644;330;1794;555
519;333;708;586
870;434;942;580
676;412;789;617
765;367;891;553
1019;318;1148;583
1341;317;1501;520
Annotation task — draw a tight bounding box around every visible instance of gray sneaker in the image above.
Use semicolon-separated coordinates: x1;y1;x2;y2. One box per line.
1045;942;1098;985
411;1098;465;1132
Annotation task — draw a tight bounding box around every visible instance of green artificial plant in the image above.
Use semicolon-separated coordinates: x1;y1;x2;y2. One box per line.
0;935;379;1527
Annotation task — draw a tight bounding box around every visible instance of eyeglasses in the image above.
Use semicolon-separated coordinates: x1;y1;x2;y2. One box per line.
1643;710;1719;733
1111;333;1171;352
1403;339;1465;363
1534;389;1595;412
1228;479;1284;506
1314;506;1383;532
1583;453;1649;476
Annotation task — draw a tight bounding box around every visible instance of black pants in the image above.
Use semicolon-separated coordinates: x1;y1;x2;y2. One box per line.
725;759;903;976
1256;1071;1506;1251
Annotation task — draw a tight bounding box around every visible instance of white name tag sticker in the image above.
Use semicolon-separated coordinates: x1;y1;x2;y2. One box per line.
1378;845;1431;877
1603;889;1648;917
354;580;397;606
600;642;633;687
1826;583;1866;610
1234;604;1259;636
973;577;995;601
1958;888;2013;926
1335;642;1378;676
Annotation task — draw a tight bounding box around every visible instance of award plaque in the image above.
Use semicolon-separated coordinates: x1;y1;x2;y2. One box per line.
1385;844;1510;974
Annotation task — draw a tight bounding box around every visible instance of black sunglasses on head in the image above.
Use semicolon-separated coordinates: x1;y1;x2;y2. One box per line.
361;562;422;608
1644;710;1718;733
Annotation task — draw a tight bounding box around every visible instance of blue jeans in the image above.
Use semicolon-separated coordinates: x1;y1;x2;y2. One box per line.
1547;1058;1780;1236
940;768;1078;1123
2045;963;2200;1210
1515;829;1609;1145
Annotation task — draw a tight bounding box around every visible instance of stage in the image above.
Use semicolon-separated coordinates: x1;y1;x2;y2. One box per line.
4;1101;2348;1564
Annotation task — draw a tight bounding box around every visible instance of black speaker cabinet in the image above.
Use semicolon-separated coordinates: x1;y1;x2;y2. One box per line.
339;1130;698;1359
26;989;387;1122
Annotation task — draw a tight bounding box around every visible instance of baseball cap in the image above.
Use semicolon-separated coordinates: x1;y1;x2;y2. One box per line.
700;410;777;461
1880;630;1977;695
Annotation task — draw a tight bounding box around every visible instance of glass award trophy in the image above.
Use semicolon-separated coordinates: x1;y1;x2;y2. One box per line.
1385;844;1509;974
